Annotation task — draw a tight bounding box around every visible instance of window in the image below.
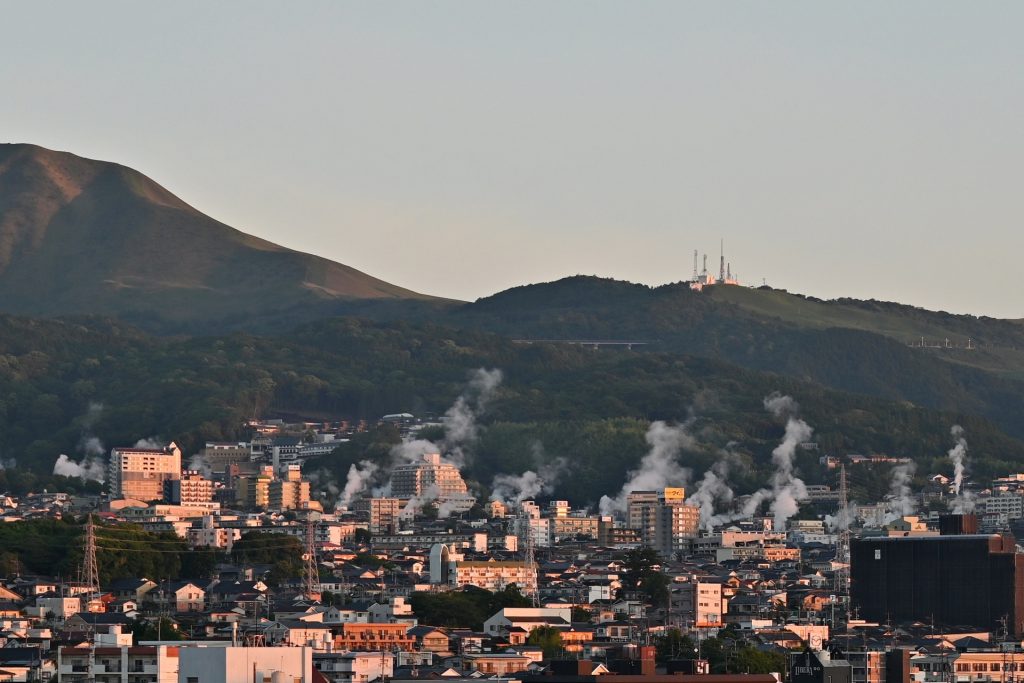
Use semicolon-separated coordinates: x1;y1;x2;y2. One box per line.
187;678;199;683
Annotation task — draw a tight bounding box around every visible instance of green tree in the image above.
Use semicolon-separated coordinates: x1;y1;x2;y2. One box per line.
620;547;670;607
527;626;563;659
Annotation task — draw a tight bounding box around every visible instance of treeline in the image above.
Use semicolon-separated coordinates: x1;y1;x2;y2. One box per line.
0;519;302;585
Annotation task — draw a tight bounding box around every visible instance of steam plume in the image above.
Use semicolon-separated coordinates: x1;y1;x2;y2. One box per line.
340;460;378;508
763;392;811;529
491;443;568;505
686;457;736;531
948;425;974;513
886;462;917;520
53;454;106;482
599;420;694;516
441;368;503;468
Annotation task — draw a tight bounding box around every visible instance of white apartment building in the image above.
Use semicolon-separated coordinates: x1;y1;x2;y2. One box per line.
108;443;182;502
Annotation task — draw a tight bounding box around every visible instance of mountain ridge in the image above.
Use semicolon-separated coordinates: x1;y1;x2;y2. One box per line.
0;143;440;328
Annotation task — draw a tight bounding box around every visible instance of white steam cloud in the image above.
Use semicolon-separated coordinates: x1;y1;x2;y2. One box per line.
53;454;106;482
686;456;737;531
599;420;695;516
885;462;917;521
337;369;503;517
134;438;163;449
340;460;378;508
53;402;110;482
188;454;212;478
756;393;812;529
441;368;503;469
491;443;569;506
948;425;974;513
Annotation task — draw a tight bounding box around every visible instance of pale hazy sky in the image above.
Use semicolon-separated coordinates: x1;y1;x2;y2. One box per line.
4;2;1023;317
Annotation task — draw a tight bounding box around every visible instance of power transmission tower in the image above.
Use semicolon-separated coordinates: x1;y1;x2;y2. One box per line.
304;514;321;601
83;514;100;598
835;465;851;628
518;513;538;607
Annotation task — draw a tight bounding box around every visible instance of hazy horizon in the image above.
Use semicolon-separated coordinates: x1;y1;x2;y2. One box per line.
4;2;1023;317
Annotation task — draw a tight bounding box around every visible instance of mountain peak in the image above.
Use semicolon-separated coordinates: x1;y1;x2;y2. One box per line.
0;144;437;329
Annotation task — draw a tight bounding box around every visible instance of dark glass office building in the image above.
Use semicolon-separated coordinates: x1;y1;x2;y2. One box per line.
851;534;1024;635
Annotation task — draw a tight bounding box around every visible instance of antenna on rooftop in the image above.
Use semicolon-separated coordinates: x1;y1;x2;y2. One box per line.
693;250;699;281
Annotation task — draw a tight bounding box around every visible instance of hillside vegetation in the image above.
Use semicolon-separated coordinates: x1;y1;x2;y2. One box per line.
0;313;1019;506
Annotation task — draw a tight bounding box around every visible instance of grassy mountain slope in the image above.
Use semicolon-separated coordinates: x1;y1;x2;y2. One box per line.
0;144;438;330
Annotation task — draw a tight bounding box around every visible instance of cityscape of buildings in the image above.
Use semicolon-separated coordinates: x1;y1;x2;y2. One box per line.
2;413;1024;683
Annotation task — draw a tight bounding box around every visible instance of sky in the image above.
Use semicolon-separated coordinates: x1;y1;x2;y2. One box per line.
3;2;1023;317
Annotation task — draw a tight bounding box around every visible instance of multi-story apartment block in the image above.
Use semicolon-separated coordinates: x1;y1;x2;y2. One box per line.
269;465;311;510
356;498;403;534
57;645;179;683
390;452;469;498
627;488;699;555
107;442;182;502
164;470;216;508
235;467;274;509
429;544;538;594
332;623;415;652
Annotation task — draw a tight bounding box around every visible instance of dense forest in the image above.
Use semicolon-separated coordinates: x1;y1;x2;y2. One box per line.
0;300;1021;506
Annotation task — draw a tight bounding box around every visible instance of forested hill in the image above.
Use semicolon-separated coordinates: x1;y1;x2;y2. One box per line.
0;313;1021;506
438;276;1024;442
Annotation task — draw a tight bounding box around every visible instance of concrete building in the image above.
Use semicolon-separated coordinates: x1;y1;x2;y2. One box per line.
235;467;274;510
57;645;178;683
269;466;311;510
314;652;394;683
390;452;468;498
430;544;538;594
627;488;699;555
108;443;182;502
670;576;725;628
177;646;314;683
357;498;403;534
196;443;253;477
851;533;1024;636
165;471;216;508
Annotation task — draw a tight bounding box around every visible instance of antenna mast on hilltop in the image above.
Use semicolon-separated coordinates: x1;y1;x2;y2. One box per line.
719;239;726;282
835;465;852;627
304;515;321;601
692;250;699;281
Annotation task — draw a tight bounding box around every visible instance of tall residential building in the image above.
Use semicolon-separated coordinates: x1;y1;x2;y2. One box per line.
107;442;182;502
355;497;403;534
390;452;469;498
164;470;216;508
235;466;274;509
269;465;311;510
627;488;699;556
